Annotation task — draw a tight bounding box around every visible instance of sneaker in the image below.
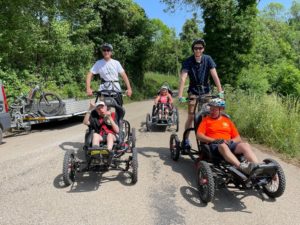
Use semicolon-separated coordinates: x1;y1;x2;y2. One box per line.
239;162;257;175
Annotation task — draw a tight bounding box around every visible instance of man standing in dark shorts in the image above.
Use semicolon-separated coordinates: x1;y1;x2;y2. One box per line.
178;38;223;148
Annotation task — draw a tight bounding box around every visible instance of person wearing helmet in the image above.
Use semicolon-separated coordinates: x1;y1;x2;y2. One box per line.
154;85;173;120
197;98;259;175
178;38;223;149
83;100;119;151
86;43;132;106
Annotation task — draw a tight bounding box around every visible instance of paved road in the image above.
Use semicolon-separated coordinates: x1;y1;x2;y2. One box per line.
0;100;300;225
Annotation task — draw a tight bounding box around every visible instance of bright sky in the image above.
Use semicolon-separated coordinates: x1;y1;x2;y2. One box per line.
134;0;293;36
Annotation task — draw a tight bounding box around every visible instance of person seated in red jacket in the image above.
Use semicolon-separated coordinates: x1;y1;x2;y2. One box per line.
83;100;119;151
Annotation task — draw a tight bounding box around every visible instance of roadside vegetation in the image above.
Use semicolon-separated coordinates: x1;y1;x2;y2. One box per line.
0;1;299;160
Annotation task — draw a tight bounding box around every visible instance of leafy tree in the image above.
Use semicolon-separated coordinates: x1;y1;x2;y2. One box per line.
162;0;258;86
145;19;180;75
180;13;204;59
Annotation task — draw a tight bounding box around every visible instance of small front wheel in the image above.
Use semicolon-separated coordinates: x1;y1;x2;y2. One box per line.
63;150;76;186
38;92;62;116
131;128;136;149
169;133;180;161
197;161;215;203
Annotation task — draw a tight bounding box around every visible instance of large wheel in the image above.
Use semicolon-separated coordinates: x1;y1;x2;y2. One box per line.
173;107;179;132
121;120;131;141
197;161;215;203
169;133;180;161
131;128;136;149
262;158;286;198
131;147;138;184
38;92;63;117
63;150;76;186
146;113;151;131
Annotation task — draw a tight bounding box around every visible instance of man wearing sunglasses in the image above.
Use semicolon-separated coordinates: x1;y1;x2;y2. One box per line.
86;43;132;106
178;38;223;149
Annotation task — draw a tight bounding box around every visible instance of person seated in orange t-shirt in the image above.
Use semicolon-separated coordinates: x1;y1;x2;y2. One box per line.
196;98;259;175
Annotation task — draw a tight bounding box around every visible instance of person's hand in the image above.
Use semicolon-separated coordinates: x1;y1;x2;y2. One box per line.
89;100;96;110
126;89;132;97
211;139;225;144
87;88;93;96
217;91;224;99
178;97;187;103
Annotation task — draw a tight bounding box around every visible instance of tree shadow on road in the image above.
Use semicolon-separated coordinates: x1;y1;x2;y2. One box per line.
54;141;135;192
138;146;272;212
139;122;176;133
53;170;134;193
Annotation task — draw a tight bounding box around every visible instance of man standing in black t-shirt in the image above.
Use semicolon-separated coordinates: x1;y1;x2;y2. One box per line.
178;38;223;149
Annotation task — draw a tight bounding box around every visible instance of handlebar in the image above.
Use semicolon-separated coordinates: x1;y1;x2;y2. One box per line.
179;94;219;103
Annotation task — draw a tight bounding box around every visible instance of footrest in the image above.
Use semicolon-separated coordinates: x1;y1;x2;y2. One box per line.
88;147;110;156
251;163;278;176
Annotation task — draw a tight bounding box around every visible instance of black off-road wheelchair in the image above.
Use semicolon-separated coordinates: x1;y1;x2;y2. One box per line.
169;91;286;203
62;90;137;186
146;83;179;132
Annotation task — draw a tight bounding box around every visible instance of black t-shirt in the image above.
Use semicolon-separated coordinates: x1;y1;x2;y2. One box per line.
181;54;216;95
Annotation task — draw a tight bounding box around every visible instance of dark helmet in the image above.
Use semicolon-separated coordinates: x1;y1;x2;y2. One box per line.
101;43;113;51
191;38;206;50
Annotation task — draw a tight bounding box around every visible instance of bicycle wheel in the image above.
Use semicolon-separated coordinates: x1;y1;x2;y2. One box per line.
38;92;63;116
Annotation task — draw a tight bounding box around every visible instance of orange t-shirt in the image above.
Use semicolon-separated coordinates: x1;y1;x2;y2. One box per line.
197;115;239;140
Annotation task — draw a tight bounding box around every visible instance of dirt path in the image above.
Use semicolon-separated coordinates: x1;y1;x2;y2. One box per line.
0;100;299;225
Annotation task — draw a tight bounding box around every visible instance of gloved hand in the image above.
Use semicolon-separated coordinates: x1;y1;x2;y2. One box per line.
178;97;187;103
211;139;225;144
218;91;225;99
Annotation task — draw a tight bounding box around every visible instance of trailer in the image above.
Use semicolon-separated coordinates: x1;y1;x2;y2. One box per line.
10;98;90;131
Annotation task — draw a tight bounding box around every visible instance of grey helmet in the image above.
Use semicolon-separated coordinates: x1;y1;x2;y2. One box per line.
208;98;225;108
101;43;113;51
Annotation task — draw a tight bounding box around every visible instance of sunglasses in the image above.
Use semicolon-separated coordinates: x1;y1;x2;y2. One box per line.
194;47;204;51
102;48;111;52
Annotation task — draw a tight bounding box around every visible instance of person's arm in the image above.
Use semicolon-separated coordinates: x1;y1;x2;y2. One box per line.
197;132;215;143
210;68;222;93
83;100;95;125
178;71;188;99
86;71;94;96
168;93;173;104
120;71;132;97
231;135;242;143
108;113;119;133
154;95;160;105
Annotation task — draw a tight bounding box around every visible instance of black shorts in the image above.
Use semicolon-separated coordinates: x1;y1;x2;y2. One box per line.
209;141;239;159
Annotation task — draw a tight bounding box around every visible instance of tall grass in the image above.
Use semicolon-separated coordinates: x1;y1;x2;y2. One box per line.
226;88;300;158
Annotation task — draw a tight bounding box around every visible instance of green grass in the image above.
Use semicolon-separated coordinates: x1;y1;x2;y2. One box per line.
225;88;300;159
130;71;179;101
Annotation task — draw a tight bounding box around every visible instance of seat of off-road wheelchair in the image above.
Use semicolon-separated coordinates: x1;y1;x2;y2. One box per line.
84;97;126;148
194;111;233;163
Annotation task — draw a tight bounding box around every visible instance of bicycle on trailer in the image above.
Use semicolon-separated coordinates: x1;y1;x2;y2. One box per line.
9;83;63;128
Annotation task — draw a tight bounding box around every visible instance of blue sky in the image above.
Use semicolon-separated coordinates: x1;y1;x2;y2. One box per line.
134;0;293;35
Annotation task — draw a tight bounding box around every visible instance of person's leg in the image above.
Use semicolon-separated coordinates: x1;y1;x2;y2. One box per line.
165;108;169;119
158;109;162;119
92;133;103;146
234;142;259;163
106;133;116;150
218;143;241;167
